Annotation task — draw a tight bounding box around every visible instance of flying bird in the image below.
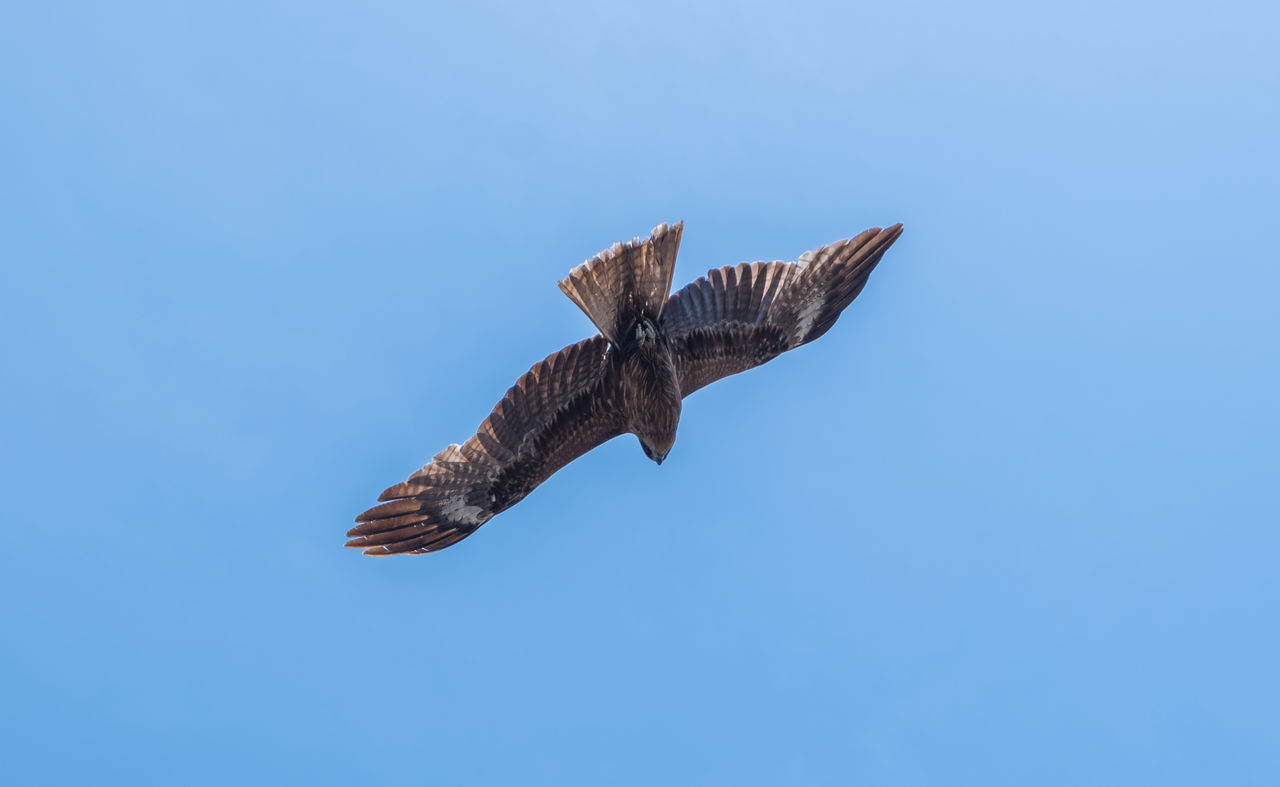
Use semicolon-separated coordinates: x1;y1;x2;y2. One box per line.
348;221;904;555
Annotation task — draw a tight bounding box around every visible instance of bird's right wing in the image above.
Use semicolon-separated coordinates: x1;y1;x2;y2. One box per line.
348;335;625;556
664;225;902;396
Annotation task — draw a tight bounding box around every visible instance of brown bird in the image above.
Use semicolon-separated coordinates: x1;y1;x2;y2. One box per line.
348;221;904;555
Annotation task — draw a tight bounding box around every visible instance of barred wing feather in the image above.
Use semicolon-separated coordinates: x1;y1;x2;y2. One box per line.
348;335;623;555
665;225;903;396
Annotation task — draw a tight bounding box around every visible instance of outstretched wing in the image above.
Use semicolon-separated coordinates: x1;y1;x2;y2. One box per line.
348;335;624;556
663;225;903;396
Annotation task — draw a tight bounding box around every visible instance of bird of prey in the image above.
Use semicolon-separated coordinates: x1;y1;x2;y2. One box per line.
348;221;903;556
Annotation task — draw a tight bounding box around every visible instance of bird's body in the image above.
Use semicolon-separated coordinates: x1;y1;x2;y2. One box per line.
618;321;682;463
348;221;903;555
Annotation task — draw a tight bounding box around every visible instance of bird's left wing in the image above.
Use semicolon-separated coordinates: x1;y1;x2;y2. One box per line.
663;225;902;397
348;335;624;555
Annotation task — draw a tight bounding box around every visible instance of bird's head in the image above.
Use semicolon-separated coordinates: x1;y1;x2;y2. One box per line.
638;436;672;466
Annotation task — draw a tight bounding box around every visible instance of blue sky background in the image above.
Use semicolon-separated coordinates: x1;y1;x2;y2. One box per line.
2;1;1278;784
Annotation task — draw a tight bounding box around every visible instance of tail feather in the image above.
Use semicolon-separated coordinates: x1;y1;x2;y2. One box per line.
558;222;683;344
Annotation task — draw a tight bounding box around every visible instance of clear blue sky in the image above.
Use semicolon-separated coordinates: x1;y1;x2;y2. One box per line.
2;1;1277;784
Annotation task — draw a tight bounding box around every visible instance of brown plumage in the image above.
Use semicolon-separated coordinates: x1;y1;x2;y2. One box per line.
348;221;904;556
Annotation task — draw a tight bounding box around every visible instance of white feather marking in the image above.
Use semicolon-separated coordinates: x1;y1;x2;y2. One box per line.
440;495;489;526
793;293;824;342
635;319;657;344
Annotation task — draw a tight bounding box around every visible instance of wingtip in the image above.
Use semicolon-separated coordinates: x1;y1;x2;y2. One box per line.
344;535;401;555
355;498;421;522
865;223;904;249
864;223;905;263
884;223;905;248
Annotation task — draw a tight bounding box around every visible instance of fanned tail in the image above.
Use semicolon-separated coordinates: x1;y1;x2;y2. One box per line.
558;222;683;344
